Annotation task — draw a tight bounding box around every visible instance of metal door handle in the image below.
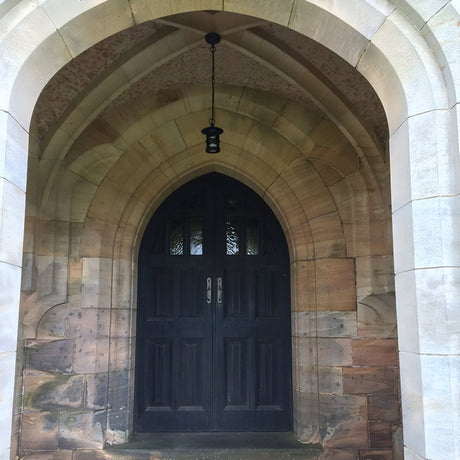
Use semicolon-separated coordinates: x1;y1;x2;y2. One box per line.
217;277;223;304
206;277;212;303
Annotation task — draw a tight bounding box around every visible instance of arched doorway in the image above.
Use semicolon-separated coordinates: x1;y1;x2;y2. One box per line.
135;173;292;432
2;2;457;458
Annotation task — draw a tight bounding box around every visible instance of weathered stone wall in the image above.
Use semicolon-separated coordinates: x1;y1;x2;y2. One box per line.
15;84;398;458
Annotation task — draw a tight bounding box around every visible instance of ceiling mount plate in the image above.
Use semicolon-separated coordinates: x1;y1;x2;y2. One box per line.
205;33;221;46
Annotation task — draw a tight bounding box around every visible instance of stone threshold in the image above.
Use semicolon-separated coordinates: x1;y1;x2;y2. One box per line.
104;432;323;459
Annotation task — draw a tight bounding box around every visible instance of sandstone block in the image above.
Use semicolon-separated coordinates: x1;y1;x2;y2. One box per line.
73;339;109;374
309;212;347;259
291;261;316;312
318;449;359;459
72;450;111;460
293;390;320;443
319;394;368;448
317;366;343;395
20;451;73;459
58;411;106;450
37;304;69;338
369;421;393;448
316;258;356;311
21;412;58;451
81;258;113;308
352;339;398;366
318;338;353;367
358;449;392;460
368;394;400;423
286;221;314;261
356;255;394;298
25;339;73;373
343;367;399;395
110;308;131;338
108;407;129;432
294;311;357;338
24;373;85;411
108;371;130;410
67;308;110;338
85;373;108;410
109;337;131;371
357;294;397;338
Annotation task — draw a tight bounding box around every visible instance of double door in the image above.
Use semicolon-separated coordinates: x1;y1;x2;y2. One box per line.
135;174;292;432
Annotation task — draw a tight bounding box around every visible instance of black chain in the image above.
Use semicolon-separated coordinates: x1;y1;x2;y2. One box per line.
210;44;216;125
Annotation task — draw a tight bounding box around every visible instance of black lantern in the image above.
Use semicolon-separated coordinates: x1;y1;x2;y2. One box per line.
201;33;223;153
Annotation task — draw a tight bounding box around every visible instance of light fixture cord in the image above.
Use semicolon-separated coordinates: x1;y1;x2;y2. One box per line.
210;43;216;126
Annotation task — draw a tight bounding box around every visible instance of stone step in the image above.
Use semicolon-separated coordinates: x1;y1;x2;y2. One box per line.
105;432;323;460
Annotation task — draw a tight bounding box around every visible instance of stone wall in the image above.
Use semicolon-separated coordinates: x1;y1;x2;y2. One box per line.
14;85;399;458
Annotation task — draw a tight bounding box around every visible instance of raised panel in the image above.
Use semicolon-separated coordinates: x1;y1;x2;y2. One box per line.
145;339;173;410
148;269;173;319
224;339;249;408
179;269;203;318
224;269;253;318
256;340;282;409
256;269;279;317
178;339;205;408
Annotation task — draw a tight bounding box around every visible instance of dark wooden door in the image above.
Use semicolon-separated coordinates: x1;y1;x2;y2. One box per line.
135;173;292;432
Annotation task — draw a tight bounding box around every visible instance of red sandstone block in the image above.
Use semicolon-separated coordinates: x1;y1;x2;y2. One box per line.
368;394;401;423
343;367;399;395
359;449;392;460
369;421;393;448
352;339;398;366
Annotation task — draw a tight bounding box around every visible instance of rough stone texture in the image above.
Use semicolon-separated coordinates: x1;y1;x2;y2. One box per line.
368;394;401;423
343;368;399;395
21;450;73;460
359;449;393;460
108;371;130;409
369;421;393;448
319;394;368;448
25;339;73;374
352;339;398;367
58;411;106;450
24;373;85;411
294;311;357;338
67;308;111;338
316;259;357;311
72;451;111;460
85;373;109;410
357;294;397;338
21;412;59;451
73;338;110;374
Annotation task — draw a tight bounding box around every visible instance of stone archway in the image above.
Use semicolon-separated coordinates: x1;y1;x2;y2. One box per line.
0;2;458;460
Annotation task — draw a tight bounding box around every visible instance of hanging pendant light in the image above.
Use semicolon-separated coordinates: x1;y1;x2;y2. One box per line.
201;33;223;154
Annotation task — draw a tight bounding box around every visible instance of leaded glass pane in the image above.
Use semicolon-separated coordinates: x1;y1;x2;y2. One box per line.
190;218;203;255
246;220;259;255
169;219;184;255
226;218;240;255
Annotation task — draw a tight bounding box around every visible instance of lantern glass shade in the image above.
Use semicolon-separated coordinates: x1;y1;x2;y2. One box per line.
201;125;223;154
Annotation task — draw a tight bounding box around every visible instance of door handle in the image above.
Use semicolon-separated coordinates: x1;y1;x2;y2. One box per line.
217;277;223;304
206;277;212;304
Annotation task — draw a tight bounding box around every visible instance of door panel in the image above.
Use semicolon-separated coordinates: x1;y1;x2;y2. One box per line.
136;173;292;432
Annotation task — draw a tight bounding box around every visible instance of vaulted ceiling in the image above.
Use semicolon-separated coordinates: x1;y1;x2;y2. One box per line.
32;11;388;157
